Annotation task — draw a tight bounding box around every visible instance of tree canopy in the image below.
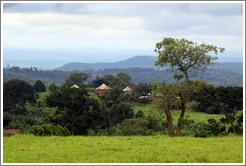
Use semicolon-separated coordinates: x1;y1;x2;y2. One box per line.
46;87;106;135
154;38;225;83
64;72;91;88
34;80;46;92
3;79;35;111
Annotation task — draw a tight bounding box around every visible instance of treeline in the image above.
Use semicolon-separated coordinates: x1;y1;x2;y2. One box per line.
3;67;71;85
3;72;243;137
3;66;243;87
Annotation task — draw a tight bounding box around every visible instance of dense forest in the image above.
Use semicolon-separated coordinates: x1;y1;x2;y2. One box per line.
3;66;243;87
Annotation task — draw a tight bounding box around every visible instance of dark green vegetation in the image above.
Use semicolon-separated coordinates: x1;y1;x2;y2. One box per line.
3;62;243;87
3;135;243;163
3;76;243;138
34;80;46;92
26;124;71;136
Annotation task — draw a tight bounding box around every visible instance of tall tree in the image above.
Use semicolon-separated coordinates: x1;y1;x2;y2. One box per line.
110;72;132;89
64;73;90;88
151;82;180;136
92;74;116;88
46;87;105;135
4;79;35;112
101;85;126;108
3;79;35;127
154;38;225;136
34;80;46;92
215;86;243;135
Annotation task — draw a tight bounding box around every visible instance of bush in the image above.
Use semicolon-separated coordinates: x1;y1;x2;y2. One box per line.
219;111;243;135
34;80;46;92
193;122;221;138
110;118;152;136
138;97;151;104
26;124;71;136
109;114;165;136
109;103;134;126
135;110;144;118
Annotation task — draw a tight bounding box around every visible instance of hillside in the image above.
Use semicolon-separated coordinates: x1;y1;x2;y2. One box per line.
54;56;158;71
3;66;243;87
54;56;243;74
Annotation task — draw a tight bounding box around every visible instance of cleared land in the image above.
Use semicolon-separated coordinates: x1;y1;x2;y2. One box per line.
3;135;243;163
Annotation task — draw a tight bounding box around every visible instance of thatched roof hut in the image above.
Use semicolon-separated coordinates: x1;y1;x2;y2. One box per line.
123;86;132;92
95;83;111;95
71;84;79;89
96;83;111;90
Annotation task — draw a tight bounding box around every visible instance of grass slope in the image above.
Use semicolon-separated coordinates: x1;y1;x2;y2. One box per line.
3;135;243;163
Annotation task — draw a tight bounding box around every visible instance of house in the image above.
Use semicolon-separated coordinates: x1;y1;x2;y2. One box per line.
123;86;132;94
95;83;111;95
71;84;79;89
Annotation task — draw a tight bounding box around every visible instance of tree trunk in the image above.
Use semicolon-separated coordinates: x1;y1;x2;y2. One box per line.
165;109;175;137
176;99;186;136
184;71;190;86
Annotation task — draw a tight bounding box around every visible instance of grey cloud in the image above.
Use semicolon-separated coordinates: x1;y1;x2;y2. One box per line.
3;3;243;16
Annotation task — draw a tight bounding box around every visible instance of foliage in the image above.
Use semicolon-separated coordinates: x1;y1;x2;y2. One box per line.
26;124;71;136
191;83;219;114
219;111;243;135
4;66;243;87
3;79;36;127
109;72;132;89
63;72;90;88
110;118;152;136
48;83;60;92
46;87;106;135
3;79;35;111
193;122;221;138
109;103;134;127
3;66;71;84
91;74;116;88
135;110;144;118
101;85;128;107
134;82;152;96
151;82;181;136
33;80;46;92
154;38;225;82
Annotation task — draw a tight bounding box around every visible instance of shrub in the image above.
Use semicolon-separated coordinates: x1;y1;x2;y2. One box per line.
109;103;134;126
180;119;195;136
34;80;46;92
26;124;70;136
135;110;144;118
219;111;243;135
193;122;221;138
109;114;165;136
110;118;152;136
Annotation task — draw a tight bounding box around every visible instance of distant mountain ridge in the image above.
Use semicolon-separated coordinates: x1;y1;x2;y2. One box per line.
54;56;157;71
54;55;243;74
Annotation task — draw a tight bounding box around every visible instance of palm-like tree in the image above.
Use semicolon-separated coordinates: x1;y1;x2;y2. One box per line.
101;85;126;107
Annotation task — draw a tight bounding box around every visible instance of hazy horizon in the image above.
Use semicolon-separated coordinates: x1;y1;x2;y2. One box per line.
3;2;244;69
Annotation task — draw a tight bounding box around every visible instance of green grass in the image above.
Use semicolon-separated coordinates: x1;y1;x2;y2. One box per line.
3;135;243;163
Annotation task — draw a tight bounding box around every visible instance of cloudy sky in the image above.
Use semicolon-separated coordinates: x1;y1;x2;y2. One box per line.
2;2;244;68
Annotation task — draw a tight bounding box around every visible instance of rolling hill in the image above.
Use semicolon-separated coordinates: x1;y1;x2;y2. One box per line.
54;56;243;74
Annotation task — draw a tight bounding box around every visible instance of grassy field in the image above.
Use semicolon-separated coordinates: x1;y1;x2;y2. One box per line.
3;135;243;163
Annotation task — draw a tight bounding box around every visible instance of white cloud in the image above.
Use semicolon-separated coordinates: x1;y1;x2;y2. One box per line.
2;2;244;62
